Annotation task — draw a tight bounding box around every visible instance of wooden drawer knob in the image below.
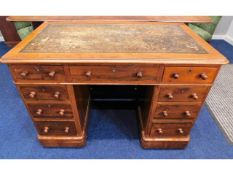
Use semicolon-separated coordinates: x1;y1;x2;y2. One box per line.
184;110;191;117
85;71;92;77
136;72;143;78
54;91;60;99
177;128;184;134
167;93;174;99
172;73;179;79
20;71;29;78
36;109;43;115
59;109;65;116
162;111;168;117
191;93;199;100
156;128;163;134
48;71;56;78
43;126;49;133
200;73;208;80
29;91;36;98
64;127;70;133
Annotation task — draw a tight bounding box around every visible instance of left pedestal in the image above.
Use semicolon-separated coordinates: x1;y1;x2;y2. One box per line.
10;64;90;147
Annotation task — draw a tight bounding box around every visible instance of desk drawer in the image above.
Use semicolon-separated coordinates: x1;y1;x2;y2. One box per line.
150;123;192;137
158;85;210;102
69;64;161;84
35;121;77;136
162;66;218;84
28;104;73;119
10;65;65;83
19;85;69;102
153;104;200;120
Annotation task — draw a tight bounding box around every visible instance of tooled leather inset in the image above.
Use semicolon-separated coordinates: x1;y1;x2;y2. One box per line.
21;24;207;54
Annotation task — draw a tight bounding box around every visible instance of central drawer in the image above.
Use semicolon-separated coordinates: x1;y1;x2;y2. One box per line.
69;64;161;84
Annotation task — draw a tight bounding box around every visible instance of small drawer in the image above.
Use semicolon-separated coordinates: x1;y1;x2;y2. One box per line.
162;66;218;84
10;64;65;83
19;85;69;102
153;104;200;120
69;64;161;84
35;121;77;136
150;123;192;137
28;104;73;119
158;85;209;102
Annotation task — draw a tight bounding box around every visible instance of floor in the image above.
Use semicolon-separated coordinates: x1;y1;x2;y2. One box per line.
0;40;233;159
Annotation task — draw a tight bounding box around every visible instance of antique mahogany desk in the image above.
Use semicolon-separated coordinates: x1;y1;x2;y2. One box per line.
1;20;228;149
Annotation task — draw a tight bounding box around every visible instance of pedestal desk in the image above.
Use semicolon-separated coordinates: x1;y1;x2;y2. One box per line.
1;20;228;149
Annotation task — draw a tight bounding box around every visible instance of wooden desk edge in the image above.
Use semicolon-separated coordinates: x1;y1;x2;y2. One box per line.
6;16;212;23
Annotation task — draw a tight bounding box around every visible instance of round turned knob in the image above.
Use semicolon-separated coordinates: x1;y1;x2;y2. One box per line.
43;126;49;133
36;109;43;115
157;128;163;134
184;110;191;117
162;111;168;117
20;71;29;78
167;93;174;99
59;109;65;116
48;71;56;78
172;73;179;79
200;73;208;80
136;72;143;78
64;127;70;133
177;128;184;134
29;91;36;98
54;91;60;99
85;71;92;77
191;93;199;100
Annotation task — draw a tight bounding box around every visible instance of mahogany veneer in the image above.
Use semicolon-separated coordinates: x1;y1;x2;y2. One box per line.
1;18;228;149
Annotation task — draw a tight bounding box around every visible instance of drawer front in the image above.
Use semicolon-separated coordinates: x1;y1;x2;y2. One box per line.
158;85;209;102
150;123;192;137
35;121;77;136
69;64;161;84
20;85;69;102
28;104;73;119
153;104;200;119
162;66;218;84
10;65;65;82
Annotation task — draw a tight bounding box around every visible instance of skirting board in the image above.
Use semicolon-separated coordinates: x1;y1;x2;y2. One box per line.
212;34;233;46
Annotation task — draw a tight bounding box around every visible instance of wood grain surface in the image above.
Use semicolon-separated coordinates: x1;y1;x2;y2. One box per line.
7;16;212;23
1;21;228;64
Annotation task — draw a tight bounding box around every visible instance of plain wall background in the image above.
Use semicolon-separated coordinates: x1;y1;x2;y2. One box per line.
227;20;233;39
213;16;233;45
214;16;233;35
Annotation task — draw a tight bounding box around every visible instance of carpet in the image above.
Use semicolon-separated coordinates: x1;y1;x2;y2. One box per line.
206;65;233;144
210;40;233;63
0;40;233;159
